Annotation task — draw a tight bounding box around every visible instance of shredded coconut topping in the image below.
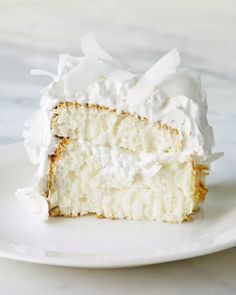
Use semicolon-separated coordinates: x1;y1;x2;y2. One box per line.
19;34;222;218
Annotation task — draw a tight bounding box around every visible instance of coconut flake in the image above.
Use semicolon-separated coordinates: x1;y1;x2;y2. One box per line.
80;33;124;68
63;56;114;95
57;54;81;79
125;49;180;105
63;34;136;95
30;69;56;80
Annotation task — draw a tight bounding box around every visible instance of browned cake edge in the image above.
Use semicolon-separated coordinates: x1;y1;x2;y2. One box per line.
51;101;180;136
44;102;209;222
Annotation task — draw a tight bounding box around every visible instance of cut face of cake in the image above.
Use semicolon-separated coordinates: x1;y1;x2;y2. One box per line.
48;103;206;222
17;35;222;223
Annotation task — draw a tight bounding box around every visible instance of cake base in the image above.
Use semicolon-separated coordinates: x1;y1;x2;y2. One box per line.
46;138;208;223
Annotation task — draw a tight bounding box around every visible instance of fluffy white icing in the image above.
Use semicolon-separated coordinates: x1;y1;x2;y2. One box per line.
18;34;222;218
16;187;49;220
79;140;162;183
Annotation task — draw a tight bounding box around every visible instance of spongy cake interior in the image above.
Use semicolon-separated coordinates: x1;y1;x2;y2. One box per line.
47;103;207;223
51;102;181;154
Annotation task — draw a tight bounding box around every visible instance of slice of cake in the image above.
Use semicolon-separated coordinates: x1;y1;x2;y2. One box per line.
17;35;222;223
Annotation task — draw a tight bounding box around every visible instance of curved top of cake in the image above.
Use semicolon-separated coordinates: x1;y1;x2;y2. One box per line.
30;34;218;164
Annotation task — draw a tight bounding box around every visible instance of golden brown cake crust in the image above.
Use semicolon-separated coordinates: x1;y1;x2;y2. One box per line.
193;163;209;204
52;101;180;136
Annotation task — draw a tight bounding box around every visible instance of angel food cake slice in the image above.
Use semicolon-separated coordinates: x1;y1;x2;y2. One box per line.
17;35;221;223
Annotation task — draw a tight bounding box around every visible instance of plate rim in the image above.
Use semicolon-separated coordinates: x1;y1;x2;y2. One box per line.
0;237;236;269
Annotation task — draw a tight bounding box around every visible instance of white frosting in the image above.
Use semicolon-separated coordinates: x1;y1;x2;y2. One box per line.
16;187;49;220
18;34;222;218
79;140;162;183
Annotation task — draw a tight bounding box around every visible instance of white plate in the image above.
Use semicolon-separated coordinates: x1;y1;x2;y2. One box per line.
0;142;235;268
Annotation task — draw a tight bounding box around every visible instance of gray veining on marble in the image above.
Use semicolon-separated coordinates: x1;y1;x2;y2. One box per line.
0;0;236;294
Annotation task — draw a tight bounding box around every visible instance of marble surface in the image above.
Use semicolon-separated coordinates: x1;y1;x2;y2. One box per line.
0;0;236;294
